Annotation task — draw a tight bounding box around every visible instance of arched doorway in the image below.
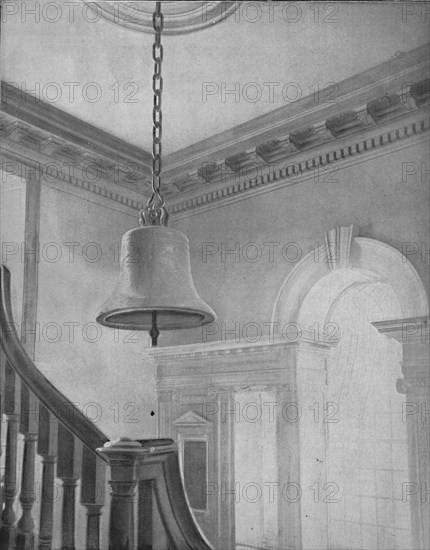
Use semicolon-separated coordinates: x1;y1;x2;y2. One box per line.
272;227;428;550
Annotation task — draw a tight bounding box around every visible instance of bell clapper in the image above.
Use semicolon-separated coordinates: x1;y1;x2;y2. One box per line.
150;311;159;347
95;2;216;344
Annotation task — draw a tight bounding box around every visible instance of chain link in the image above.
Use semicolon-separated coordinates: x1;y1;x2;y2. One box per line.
152;2;163;193
141;1;168;226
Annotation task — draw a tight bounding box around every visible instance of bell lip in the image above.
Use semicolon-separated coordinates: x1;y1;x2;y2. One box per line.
96;306;216;331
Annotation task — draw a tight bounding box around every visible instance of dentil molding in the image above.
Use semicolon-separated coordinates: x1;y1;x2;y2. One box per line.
1;44;428;215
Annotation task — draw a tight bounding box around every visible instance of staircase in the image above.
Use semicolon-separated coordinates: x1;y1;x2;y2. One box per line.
0;264;213;550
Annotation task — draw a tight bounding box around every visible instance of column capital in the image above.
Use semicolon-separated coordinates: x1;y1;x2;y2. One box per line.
157;389;176;403
371;317;429;549
372;316;429;345
373;316;429;391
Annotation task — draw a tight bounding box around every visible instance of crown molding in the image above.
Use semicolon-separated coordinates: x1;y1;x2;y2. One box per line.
1;81;152;203
1;44;428;215
163;44;429;175
0;129;147;214
148;333;329;361
1;81;152;175
166;116;429;219
0;82;152;212
372;316;429;343
161;44;429;215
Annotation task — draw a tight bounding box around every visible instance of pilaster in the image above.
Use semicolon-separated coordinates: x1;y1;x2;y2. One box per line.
373;316;429;550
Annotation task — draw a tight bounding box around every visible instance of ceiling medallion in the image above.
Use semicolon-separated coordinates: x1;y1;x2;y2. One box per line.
84;1;242;34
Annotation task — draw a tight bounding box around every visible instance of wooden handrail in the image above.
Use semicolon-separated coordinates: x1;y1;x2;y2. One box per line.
99;438;214;550
149;446;214;549
1;264;213;549
0;264;109;458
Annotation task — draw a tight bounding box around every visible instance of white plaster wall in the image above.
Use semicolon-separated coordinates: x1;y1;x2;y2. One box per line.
234;390;278;548
0;171;26;324
171;140;429;347
35;183;159;440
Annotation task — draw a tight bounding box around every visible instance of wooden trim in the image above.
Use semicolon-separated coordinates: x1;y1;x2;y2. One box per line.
20;170;41;360
99;439;214;549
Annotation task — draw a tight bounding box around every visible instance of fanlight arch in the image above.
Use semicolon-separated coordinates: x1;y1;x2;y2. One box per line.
270;227;428;550
272;231;428;329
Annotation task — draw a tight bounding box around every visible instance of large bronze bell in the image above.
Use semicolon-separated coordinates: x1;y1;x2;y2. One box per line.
97;2;216;346
96;225;216;343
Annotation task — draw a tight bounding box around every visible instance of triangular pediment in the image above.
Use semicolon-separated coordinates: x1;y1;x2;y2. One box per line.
173;410;210;426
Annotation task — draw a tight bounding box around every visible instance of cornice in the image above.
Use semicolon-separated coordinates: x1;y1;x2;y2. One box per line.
1;81;152;211
373;316;429;392
372;316;429;344
152;334;332;392
0;132;146;215
163;44;429;174
148;333;330;361
1;44;428;215
166;116;429;219
162;44;429;216
1;81;152;178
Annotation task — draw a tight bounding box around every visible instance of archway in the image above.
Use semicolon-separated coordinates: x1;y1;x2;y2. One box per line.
272;230;428;328
272;227;428;550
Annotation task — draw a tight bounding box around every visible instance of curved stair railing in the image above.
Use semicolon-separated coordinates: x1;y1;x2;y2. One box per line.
0;264;213;550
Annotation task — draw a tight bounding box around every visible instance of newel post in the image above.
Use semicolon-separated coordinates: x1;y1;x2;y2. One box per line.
98;438;142;550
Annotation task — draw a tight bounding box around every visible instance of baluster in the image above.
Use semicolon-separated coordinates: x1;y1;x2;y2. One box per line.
17;386;39;550
0;344;6;511
37;405;58;550
80;446;106;550
57;424;82;550
0;363;21;549
15;159;41;550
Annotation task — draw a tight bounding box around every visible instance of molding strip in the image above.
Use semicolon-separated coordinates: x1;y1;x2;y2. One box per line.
0;44;428;216
167;117;429;218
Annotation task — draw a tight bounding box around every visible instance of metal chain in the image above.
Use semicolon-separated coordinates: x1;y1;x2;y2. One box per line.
152;1;163;192
141;1;168;226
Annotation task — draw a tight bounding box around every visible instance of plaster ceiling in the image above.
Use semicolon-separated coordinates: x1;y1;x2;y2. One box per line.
83;1;242;34
1;1;428;155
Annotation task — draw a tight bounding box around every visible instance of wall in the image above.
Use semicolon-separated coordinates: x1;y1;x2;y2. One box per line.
170;139;429;347
0;171;26;324
2;127;427;443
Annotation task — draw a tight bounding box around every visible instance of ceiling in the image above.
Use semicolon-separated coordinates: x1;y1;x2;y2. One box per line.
83;1;242;34
2;1;428;155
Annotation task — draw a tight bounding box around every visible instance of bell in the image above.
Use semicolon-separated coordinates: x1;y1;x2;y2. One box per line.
96;225;216;344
